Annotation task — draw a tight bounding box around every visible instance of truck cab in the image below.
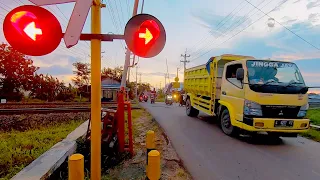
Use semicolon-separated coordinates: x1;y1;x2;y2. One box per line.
184;54;310;137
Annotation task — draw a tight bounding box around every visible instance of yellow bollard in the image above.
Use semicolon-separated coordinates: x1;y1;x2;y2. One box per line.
147;150;161;180
146;130;155;165
146;130;155;150
68;154;84;180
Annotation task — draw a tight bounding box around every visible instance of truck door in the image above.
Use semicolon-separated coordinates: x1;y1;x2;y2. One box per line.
221;63;245;122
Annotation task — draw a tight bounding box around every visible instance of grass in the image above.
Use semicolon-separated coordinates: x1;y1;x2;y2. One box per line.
307;109;320;125
156;97;164;102
300;109;320;142
0;120;85;179
301;129;320;142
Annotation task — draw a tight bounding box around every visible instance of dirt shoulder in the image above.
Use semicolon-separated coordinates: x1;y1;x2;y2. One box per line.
103;108;192;180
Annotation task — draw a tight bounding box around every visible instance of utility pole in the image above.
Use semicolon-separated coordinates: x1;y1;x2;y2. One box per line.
135;66;139;98
121;0;139;87
177;67;179;78
164;74;166;90
165;58;170;88
181;49;190;72
141;0;145;13
138;72;142;83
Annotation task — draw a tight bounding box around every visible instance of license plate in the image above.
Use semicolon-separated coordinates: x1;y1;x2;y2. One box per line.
274;120;294;127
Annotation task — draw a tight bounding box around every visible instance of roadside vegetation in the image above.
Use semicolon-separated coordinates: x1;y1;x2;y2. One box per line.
0;113;88;179
301;109;320;142
49;109;191;180
102;109;191;180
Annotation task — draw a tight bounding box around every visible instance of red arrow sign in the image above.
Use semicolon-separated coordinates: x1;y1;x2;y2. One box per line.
137;20;160;46
124;14;166;58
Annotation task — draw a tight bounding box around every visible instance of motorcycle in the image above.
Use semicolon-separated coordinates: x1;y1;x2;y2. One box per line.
139;96;143;102
165;94;173;105
179;94;186;106
143;95;148;102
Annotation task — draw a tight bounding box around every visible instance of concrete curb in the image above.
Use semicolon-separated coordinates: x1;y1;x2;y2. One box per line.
310;124;320;130
11;120;89;180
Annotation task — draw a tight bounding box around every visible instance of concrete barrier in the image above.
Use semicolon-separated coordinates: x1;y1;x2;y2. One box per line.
11;120;89;180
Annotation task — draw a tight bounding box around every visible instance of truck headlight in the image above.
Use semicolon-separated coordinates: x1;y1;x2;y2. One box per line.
297;103;309;118
244;100;262;116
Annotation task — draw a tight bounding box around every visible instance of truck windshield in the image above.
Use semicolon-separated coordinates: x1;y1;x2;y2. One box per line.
246;60;308;94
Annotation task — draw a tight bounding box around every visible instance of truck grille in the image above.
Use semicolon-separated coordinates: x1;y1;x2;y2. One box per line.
261;105;300;118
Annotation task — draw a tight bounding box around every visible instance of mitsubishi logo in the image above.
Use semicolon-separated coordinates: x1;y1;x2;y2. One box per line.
279;110;284;116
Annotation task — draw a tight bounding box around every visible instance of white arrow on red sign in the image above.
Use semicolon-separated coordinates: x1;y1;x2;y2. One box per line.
29;0;92;48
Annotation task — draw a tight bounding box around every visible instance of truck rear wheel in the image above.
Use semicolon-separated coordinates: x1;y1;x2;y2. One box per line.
186;98;199;117
220;109;238;136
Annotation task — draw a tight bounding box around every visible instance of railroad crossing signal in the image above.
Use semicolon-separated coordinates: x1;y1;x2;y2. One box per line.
2;5;62;56
124;14;166;58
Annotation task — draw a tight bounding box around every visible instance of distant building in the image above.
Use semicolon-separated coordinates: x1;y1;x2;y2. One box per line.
101;78;129;102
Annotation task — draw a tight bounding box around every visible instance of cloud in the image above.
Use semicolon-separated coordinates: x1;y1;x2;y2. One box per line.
191;9;250;38
33;54;80;84
37;65;72;76
308;13;320;23
306;0;320;9
145;72;176;78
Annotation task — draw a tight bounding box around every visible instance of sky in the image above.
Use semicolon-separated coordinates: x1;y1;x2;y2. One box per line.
0;0;320;93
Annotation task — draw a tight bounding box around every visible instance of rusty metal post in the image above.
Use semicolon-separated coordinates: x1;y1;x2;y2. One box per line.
127;101;133;156
117;87;125;152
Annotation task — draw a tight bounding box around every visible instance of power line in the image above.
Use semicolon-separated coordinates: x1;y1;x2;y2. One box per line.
106;1;126;51
126;0;130;19
190;0;270;58
190;0;290;62
244;0;320;50
13;0;23;6
113;0;125;31
0;2;11;12
118;0;127;27
181;49;191;71
188;0;247;54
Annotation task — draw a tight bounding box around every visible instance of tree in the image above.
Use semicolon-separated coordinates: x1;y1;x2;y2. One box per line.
29;74;75;102
0;43;39;101
72;62;91;89
101;66;123;82
72;62;91;98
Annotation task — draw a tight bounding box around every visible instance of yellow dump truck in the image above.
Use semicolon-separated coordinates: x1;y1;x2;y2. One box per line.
184;54;310;137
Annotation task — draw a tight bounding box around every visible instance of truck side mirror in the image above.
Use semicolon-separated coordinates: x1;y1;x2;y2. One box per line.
236;68;244;81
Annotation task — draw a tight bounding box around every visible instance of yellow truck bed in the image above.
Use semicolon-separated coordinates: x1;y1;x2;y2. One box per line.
184;54;254;99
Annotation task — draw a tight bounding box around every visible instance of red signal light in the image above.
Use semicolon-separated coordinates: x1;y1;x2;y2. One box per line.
3;5;62;56
124;14;166;58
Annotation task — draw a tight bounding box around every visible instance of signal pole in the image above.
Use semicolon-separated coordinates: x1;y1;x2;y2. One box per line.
181;49;190;72
91;0;102;179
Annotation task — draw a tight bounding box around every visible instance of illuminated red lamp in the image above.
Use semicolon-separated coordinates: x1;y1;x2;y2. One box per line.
124;14;166;58
3;5;62;56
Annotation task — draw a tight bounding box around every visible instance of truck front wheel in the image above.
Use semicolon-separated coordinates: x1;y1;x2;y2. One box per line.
186;98;199;117
220;108;238;136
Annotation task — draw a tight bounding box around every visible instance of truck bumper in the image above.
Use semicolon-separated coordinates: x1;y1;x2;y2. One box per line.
237;117;310;133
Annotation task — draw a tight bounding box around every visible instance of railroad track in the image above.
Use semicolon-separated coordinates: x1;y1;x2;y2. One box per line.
0;106;141;115
0;102;137;109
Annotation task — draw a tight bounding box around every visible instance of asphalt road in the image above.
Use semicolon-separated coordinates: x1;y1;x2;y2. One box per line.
141;102;320;180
